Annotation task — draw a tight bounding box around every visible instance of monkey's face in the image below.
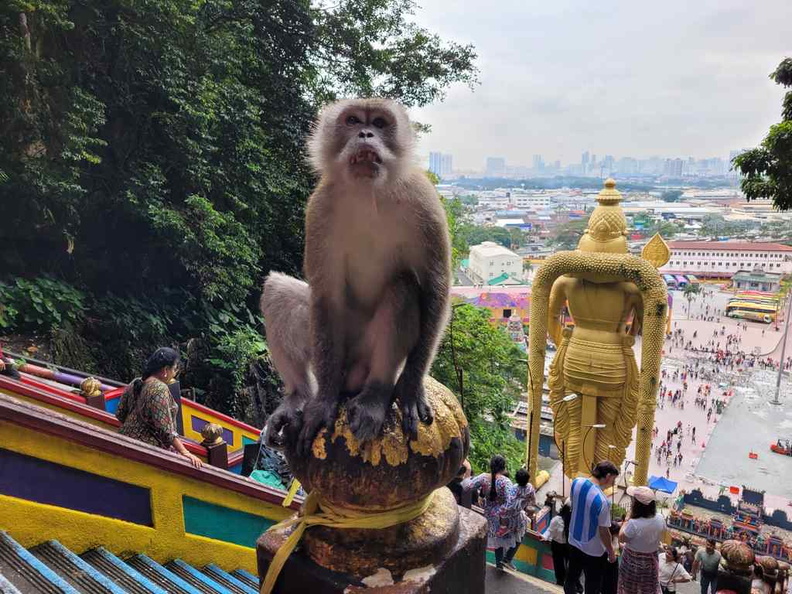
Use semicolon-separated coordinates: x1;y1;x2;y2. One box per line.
309;99;414;184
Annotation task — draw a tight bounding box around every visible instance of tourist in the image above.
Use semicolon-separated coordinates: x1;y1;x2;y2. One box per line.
617;486;666;594
602;521;622;594
460;455;514;569
564;460;620;594
659;546;692;594
497;468;536;570
544;499;571;586
0;344;20;379
691;539;721;594
752;564;770;594
117;347;202;467
446;463;469;506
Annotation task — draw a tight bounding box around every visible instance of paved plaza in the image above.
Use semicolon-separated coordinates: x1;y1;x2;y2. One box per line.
540;284;792;511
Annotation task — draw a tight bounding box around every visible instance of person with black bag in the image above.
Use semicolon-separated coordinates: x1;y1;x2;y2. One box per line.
659;547;692;594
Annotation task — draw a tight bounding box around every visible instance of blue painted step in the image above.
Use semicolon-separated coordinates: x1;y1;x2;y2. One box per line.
202;564;257;594
81;547;166;594
230;569;258;590
30;540;126;594
165;559;233;594
126;555;202;594
0;532;78;594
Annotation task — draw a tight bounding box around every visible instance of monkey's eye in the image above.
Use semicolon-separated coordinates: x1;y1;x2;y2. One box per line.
372;117;388;129
346;115;360;126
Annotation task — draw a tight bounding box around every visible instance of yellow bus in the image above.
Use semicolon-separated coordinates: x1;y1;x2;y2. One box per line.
725;299;777;324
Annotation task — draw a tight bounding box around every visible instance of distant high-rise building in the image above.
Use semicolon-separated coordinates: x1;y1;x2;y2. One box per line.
486;157;506;176
663;158;684;177
429;152;453;178
532;154;544;171
591;154;597;165
581;151;590;166
441;154;453;177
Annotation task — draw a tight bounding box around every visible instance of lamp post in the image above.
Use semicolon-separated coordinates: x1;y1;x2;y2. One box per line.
582;423;607;474
772;295;791;405
607;444;618;510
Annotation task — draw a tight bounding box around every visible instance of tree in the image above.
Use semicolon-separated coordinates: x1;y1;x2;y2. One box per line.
460;224;513;249
682;284;702;320
548;218;590;250
522;260;534;278
732;58;792;210
430;304;527;474
0;0;479;420
661;190;683;202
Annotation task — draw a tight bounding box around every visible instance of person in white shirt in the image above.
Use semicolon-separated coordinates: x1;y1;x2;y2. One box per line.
544;501;570;586
617;486;667;594
658;547;692;594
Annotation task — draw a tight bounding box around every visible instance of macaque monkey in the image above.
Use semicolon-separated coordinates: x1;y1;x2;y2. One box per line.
261;98;451;454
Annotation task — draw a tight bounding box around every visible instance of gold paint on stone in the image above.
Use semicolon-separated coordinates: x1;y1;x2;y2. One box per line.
309;377;467;467
641;233;671;268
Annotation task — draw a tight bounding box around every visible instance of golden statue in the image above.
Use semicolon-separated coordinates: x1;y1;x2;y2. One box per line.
526;179;669;486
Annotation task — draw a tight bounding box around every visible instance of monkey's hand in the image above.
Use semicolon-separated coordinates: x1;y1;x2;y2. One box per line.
297;398;337;457
347;382;391;442
263;402;303;450
394;379;433;440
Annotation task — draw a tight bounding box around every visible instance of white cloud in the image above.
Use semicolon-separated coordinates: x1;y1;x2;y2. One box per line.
409;0;791;170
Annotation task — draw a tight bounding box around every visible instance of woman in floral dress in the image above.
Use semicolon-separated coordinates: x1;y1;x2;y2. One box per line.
461;455;514;569
117;347;202;467
498;468;536;569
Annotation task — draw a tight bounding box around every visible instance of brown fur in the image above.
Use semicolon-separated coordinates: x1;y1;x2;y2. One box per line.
261;98;451;451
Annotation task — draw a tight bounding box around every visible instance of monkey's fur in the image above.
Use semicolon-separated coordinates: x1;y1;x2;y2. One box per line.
261;98;451;455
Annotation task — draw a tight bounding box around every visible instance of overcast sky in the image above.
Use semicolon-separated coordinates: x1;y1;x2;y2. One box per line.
409;0;791;171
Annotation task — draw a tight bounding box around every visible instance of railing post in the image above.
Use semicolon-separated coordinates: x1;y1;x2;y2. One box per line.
80;377;106;411
201;423;228;469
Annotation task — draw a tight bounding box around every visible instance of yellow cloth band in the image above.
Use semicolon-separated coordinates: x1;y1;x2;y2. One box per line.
282;479;301;507
260;489;437;594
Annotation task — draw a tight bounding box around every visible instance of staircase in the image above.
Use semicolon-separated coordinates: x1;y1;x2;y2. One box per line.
0;532;259;594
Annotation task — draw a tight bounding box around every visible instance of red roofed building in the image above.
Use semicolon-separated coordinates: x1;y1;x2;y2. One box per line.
660;241;792;278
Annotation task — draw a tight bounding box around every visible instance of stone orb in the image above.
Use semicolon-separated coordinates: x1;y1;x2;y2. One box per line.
284;376;469;511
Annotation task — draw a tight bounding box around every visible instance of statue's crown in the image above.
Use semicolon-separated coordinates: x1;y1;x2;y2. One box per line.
578;178;628;253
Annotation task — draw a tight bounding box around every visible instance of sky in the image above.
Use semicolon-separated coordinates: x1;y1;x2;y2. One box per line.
409;0;791;171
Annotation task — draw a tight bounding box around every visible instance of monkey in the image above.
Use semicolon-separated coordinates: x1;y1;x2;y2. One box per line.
260;98;451;455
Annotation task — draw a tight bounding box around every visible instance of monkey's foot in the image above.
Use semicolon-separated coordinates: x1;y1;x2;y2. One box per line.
396;381;434;439
346;382;391;442
297;399;337;457
264;402;304;450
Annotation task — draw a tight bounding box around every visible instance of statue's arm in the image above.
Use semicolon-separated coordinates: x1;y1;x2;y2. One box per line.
548;279;567;346
627;286;644;336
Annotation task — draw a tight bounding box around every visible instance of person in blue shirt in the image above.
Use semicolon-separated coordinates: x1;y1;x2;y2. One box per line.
565;460;620;594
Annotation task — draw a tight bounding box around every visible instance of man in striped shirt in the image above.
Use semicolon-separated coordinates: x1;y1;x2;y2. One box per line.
564;460;620;594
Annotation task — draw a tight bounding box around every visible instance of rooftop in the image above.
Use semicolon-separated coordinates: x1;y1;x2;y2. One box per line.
668;241;792;252
470;241;520;258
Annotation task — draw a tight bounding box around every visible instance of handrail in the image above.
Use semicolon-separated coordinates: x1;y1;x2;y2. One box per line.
4;350;125;387
0;388;301;510
0;376;210;460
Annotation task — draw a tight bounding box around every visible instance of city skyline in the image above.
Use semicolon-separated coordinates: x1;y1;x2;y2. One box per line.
409;0;790;171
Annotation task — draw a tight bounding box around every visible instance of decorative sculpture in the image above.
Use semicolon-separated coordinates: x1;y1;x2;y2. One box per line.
526;179;669;485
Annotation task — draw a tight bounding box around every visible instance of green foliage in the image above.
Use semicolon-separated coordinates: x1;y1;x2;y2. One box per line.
431;304;527;474
460;225;514;249
661;190;683;202
548;218;590;250
440;197;469;271
0;0;477;420
0;277;85;332
732;57;792;210
682;283;702;320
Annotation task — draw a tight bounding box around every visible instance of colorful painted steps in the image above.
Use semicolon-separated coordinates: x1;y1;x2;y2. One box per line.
0;532;260;594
